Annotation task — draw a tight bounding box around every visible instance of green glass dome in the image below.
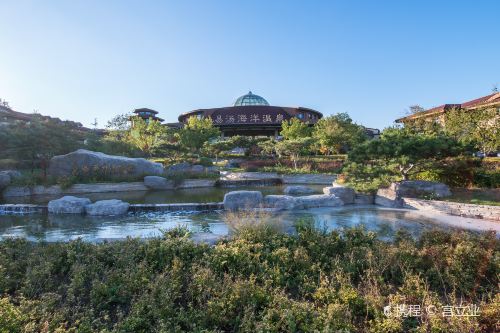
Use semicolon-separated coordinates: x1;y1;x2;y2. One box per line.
233;91;269;106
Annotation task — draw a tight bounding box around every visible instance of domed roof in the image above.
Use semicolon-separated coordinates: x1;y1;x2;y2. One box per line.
233;91;269;106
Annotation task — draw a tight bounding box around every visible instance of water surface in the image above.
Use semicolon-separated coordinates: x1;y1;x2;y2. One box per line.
0;206;455;242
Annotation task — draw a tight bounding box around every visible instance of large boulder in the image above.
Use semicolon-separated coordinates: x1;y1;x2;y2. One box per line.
264;195;301;210
223;191;263;210
167;162;191;173
354;193;374;205
0;170;21;179
284;185;316;195
375;187;404;208
323;186;355;204
85;199;130;216
48;149;164;178
376;181;451;208
296;194;343;209
395;181;452;198
144;176;174;190
190;165;205;173
48;196;91;214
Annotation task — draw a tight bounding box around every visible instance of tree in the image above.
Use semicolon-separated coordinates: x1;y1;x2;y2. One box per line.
128;117;172;157
313;113;366;154
203;139;231;162
280;118;312;139
444;107;499;155
176;117;220;155
348;127;466;181
275;137;313;170
406;104;425;115
4;116;82;175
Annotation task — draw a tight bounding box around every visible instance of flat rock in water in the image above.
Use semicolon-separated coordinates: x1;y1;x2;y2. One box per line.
284;185;316;195
264;195;300;210
296;194;344;209
85;199;130;216
323;186;355;204
48;196;91;214
223;190;263;210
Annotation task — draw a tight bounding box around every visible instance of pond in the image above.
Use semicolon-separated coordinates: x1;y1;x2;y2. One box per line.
2;185;327;205
0;206;458;243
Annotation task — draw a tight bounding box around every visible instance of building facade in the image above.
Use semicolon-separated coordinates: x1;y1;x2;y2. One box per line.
177;91;323;137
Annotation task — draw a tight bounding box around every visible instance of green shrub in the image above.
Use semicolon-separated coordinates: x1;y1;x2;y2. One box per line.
196;157;213;167
0;228;497;332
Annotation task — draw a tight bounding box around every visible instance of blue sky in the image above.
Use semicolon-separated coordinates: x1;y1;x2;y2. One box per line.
1;0;499;129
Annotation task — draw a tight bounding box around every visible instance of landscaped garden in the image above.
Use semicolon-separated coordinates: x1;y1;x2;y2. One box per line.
0;106;498;332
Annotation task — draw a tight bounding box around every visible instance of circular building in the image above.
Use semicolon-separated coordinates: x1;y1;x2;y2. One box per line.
178;91;323;137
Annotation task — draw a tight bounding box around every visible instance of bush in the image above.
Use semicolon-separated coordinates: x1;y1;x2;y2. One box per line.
0;228;497;332
196;157;213;167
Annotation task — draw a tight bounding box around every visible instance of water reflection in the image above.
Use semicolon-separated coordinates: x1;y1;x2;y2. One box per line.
0;206;451;243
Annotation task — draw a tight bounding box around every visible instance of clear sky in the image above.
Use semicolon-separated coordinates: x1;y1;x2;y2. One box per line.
1;0;499;130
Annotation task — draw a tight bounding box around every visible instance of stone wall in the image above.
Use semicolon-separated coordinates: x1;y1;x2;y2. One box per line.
403;198;500;221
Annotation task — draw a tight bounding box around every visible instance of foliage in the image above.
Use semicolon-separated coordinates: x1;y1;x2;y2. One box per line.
0;228;497;332
275;138;314;170
444;107;500;155
313;113;367;154
1;116;82;175
128;117;172;157
348;127;467;181
176;117;220;155
280;117;313;139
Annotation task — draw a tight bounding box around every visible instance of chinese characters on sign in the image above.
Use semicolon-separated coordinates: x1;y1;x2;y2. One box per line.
211;113;287;124
384;304;480;318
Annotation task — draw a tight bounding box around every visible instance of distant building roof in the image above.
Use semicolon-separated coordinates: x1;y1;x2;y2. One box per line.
133;108;159;114
396;92;500;123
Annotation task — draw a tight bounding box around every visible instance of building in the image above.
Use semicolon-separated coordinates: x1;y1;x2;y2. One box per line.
177;91;323;137
395;92;500;124
130;108;164;125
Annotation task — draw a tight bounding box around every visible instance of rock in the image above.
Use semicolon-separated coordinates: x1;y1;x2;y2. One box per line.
296;194;343;209
223;190;263;210
354;193;374;205
226;159;242;168
176;179;217;189
375;187;404;208
323;186;355;204
264;195;301;210
205;166;219;174
48;196;91;214
2;186;31;197
0;170;22;179
284;185;316;195
395;181;452;199
375;181;451;208
0;173;11;189
85;199;130;216
48;149;164;178
190;165;205;173
281;174;337;185
168;162;191;173
144;176;174;190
